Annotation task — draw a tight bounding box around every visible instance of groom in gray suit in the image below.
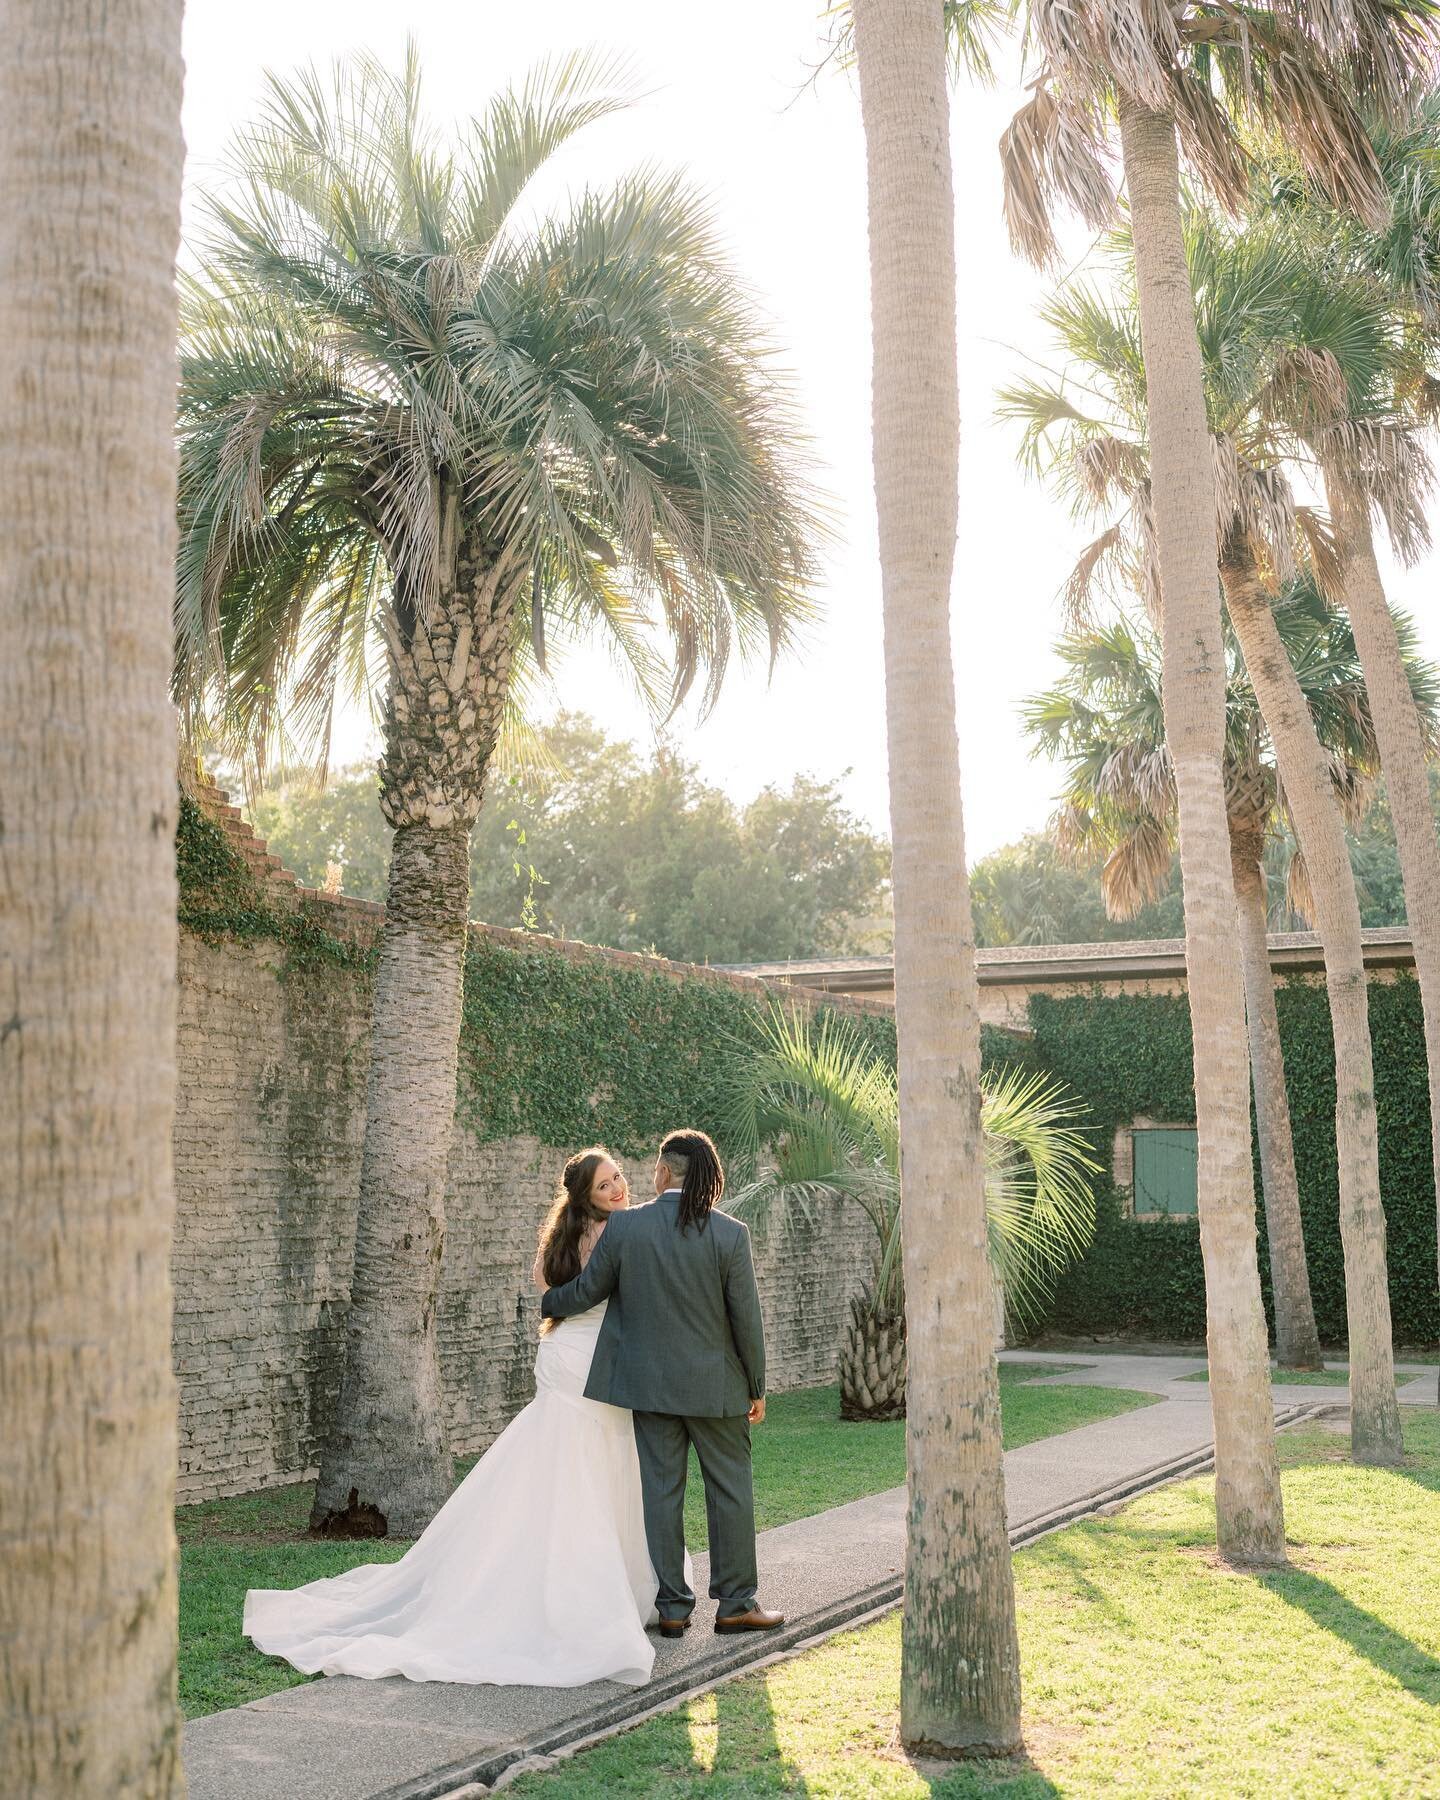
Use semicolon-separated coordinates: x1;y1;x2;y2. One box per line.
540;1128;784;1638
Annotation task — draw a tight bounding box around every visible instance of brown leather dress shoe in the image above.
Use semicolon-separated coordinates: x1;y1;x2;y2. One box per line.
656;1616;692;1639
714;1606;785;1634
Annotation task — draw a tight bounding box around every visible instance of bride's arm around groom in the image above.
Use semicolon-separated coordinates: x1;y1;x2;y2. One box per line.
540;1131;784;1636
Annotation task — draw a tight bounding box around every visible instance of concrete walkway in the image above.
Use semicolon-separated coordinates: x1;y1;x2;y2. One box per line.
182;1360;1347;1800
1001;1347;1438;1405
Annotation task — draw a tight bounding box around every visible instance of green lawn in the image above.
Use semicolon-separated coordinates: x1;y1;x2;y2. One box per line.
1177;1365;1354;1387
510;1412;1440;1800
178;1367;1150;1720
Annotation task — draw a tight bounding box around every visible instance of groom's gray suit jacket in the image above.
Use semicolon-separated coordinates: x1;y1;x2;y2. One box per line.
539;1192;765;1417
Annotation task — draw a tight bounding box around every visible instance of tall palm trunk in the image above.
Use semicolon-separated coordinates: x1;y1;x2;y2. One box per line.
0;0;187;1792
1228;810;1323;1369
851;0;1021;1755
313;537;518;1536
1117;95;1286;1564
1325;463;1440;1407
1219;535;1403;1464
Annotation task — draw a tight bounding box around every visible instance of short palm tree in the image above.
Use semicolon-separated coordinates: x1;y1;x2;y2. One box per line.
1029;602;1438;1369
174;48;822;1534
2;0;186;1789
1002;217;1418;1461
721;1010;1098;1421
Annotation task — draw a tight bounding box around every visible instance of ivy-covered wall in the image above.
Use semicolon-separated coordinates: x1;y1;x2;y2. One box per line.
172;789;890;1501
457;934;896;1151
1022;982;1439;1348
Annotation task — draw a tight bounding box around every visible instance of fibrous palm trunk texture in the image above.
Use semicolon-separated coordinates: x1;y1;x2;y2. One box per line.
1325;465;1440;1409
1118;93;1286;1564
1220;533;1402;1466
839;1295;908;1421
852;0;1023;1754
313;540;519;1537
1228;808;1323;1370
0;0;188;1792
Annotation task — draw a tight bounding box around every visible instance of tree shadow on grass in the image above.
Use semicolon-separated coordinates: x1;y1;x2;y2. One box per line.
1259;1568;1440;1706
885;1730;1063;1799
919;1751;1063;1797
705;1669;812;1793
1023;1533;1140;1633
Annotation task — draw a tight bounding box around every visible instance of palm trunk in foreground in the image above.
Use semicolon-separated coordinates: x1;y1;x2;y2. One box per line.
851;0;1021;1754
1229;813;1323;1369
1219;537;1402;1464
1118;95;1286;1563
1325;464;1440;1408
0;0;187;1791
313;545;516;1537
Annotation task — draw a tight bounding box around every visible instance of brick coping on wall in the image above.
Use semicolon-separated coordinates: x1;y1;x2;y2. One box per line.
191;775;895;1020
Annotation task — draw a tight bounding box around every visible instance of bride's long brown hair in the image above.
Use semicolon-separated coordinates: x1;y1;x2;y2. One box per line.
537;1147;617;1291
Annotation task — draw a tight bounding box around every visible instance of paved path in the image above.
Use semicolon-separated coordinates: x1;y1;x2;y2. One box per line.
183;1362;1338;1800
1001;1347;1438;1406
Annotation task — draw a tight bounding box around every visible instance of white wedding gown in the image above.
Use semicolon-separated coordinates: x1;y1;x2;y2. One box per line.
243;1301;663;1688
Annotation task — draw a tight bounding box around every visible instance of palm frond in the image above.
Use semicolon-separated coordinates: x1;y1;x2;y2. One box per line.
719;1007;1097;1321
176;45;825;777
999;81;1116;268
981;1064;1100;1322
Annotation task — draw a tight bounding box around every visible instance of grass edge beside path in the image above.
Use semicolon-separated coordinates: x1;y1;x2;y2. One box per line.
178;1370;1154;1719
507;1409;1440;1800
1177;1365;1354;1386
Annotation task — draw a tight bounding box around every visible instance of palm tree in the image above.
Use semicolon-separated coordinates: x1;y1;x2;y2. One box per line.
1002;220;1417;1460
175;49;822;1536
995;0;1432;1565
1264;109;1440;1402
1;0;186;1792
1029;604;1438;1368
849;0;1022;1756
721;1010;1098;1420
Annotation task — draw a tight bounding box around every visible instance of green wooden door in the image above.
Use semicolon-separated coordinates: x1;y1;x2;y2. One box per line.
1133;1127;1199;1215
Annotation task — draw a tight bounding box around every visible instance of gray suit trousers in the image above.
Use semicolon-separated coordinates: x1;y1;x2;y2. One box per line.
632;1411;756;1621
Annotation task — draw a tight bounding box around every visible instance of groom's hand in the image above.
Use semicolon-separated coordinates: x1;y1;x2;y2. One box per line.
747;1397;766;1425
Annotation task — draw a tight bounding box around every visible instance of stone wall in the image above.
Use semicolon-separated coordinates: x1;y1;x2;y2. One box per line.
172;787;881;1502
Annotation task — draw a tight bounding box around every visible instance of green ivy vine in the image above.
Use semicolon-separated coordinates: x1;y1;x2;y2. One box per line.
176;796;377;975
1026;982;1439;1347
176;795;900;1157
456;935;899;1155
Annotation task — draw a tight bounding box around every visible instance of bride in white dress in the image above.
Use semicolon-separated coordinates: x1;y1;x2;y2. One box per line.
243;1148;666;1689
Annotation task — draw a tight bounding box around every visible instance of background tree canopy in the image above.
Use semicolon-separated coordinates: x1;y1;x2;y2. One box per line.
967;781;1433;951
247;719;1430;962
247;714;893;965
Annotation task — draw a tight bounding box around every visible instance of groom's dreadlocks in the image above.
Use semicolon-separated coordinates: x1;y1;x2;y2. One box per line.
660;1128;724;1235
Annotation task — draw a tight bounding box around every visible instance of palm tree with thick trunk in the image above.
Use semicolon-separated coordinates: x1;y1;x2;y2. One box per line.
849;0;1022;1755
175;49;821;1536
1004;217;1439;1459
1;0;187;1791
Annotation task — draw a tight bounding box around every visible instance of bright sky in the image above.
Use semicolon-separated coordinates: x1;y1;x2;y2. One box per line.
179;0;1440;862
